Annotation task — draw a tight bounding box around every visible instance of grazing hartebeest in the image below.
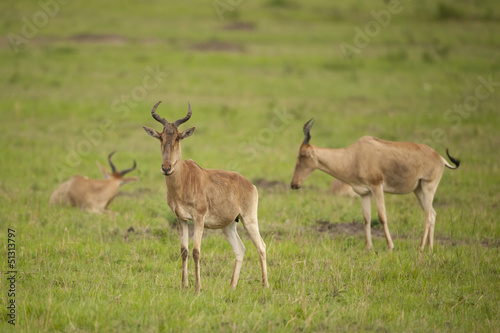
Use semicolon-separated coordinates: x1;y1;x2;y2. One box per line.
291;119;460;251
143;101;268;292
50;152;138;214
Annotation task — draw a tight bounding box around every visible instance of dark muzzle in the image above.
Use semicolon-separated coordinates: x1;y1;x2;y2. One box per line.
162;165;172;175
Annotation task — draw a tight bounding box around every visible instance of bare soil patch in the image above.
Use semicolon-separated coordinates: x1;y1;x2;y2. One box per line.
67;33;128;44
313;220;500;248
315;220;385;237
190;41;244;53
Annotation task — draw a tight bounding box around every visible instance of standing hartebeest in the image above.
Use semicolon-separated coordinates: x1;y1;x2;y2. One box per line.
291;119;460;251
143;101;268;292
50;152;138;213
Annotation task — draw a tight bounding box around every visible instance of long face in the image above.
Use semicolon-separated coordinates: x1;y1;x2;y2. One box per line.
143;102;195;176
290;143;318;189
158;124;183;176
291;118;317;189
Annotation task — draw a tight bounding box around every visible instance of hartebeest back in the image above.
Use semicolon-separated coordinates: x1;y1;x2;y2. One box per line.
291;119;460;251
143;101;268;292
50;152;138;214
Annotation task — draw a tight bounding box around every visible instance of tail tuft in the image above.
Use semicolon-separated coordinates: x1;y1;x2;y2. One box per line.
445;148;460;169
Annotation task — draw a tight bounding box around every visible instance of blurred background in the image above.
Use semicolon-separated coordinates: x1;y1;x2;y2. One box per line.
1;0;499;215
1;0;499;193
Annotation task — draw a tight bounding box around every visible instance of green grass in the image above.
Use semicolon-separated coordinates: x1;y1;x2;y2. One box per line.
1;0;500;331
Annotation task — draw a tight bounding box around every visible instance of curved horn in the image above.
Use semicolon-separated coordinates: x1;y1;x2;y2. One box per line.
120;160;137;176
302;118;315;144
151;101;168;126
108;151;117;174
173;102;192;127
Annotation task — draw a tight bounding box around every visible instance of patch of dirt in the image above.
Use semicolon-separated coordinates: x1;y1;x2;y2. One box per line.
67;33;128;44
315;220;385;237
0;34;163;48
481;239;500;248
314;220;500;248
190;41;244;53
432;236;500;248
222;22;255;31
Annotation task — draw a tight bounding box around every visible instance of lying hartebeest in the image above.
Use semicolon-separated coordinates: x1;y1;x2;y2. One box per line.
291;119;460;251
50;152;138;214
330;178;358;198
143;101;268;292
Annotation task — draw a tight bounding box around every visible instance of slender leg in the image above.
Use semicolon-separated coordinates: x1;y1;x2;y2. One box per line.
177;218;189;288
222;222;246;288
414;185;428;251
192;217;204;293
416;182;438;251
428;206;437;249
372;186;394;250
241;216;269;288
360;194;373;251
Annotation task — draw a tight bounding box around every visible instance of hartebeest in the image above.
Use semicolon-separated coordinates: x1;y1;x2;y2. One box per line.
143;101;268;292
330;178;358;198
291;119;460;251
50;152;138;214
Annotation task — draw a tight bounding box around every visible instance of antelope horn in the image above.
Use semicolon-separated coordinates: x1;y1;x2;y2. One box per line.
151;101;169;126
303;118;315;144
120;160;137;176
108;151;117;174
173;102;192;128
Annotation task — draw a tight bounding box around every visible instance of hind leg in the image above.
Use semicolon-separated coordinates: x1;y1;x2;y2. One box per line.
360;194;373;251
415;182;438;251
372;185;394;250
240;215;269;288
222;221;246;288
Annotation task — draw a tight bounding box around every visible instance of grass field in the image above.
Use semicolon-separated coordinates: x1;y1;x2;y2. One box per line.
1;0;500;331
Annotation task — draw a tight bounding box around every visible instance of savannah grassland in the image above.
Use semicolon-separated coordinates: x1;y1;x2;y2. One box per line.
1;0;500;332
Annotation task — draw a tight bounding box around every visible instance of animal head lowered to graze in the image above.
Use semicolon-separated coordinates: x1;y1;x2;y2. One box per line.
291;118;460;251
49;152;138;214
143;101;269;292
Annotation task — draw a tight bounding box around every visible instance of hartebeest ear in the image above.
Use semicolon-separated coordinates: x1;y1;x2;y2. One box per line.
143;126;161;140
96;162;111;179
121;176;139;186
181;127;196;140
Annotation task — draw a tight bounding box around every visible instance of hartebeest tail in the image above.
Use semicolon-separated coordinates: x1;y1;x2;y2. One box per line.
50;152;138;214
143;101;268;292
291;119;460;251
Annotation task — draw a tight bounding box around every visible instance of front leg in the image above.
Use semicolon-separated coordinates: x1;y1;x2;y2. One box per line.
192;215;205;293
177;218;189;289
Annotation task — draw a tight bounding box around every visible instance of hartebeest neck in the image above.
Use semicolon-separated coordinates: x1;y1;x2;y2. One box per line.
164;158;188;198
314;146;354;182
